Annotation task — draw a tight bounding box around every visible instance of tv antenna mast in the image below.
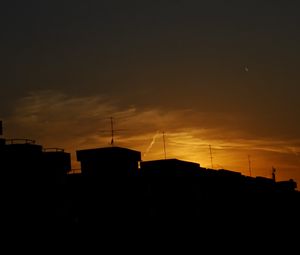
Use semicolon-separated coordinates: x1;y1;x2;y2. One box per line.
248;155;252;177
110;117;115;146
0;120;3;136
162;131;167;159
272;166;276;182
209;144;213;169
99;117;126;146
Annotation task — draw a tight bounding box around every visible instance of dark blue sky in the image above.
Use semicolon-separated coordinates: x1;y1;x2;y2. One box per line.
2;1;299;109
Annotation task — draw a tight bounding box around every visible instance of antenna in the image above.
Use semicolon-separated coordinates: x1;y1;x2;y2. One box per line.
110;117;114;146
209;144;213;169
99;116;127;146
162;131;167;160
272;166;276;182
248;155;252;177
0;120;3;136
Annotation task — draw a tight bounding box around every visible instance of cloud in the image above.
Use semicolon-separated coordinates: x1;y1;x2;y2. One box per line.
4;90;199;164
3;90;300;183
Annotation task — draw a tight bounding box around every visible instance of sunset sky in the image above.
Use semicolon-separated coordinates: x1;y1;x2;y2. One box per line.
1;1;300;185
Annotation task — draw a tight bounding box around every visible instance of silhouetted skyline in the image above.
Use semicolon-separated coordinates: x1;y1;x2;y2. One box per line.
1;129;299;249
1;1;300;187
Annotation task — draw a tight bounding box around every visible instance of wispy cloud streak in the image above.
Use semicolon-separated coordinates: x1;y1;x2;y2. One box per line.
4;90;300;182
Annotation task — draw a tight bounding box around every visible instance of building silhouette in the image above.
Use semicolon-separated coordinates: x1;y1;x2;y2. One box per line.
0;136;71;232
0;123;299;245
76;146;141;177
140;159;201;177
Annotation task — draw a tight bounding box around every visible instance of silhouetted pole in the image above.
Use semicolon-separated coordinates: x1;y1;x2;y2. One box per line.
209;145;213;169
110;117;114;146
0;120;2;136
102;116;126;146
272;166;276;182
248;155;252;177
162;131;167;160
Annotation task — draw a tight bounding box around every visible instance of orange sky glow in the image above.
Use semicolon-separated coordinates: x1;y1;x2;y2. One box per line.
3;90;299;188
